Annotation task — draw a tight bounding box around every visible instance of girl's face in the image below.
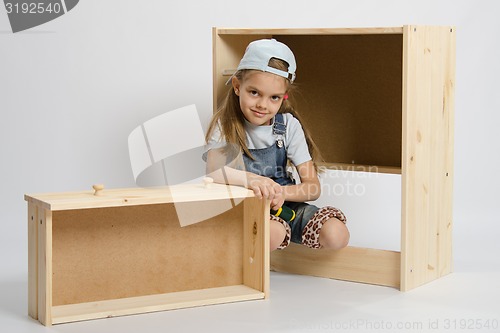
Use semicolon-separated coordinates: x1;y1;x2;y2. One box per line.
232;71;288;126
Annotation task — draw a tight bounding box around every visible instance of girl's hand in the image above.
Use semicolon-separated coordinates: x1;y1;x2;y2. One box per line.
270;191;285;212
247;174;285;210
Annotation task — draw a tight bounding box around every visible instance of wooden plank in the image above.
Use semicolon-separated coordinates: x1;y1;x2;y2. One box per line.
243;198;270;297
216;27;404;35
27;203;38;320
37;209;52;326
401;26;455;291
51;285;264;325
24;183;253;211
271;244;401;288
317;162;402;175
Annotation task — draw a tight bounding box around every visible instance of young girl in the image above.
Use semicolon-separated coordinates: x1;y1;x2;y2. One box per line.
205;39;349;251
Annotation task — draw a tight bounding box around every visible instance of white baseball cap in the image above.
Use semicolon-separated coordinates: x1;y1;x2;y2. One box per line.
227;39;297;84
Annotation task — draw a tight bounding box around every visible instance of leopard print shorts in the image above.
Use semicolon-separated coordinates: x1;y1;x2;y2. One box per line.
270;214;291;250
301;206;347;249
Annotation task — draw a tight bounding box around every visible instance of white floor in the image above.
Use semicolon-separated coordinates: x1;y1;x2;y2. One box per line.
2;270;499;333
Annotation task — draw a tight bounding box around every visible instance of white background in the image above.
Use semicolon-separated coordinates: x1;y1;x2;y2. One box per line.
1;1;499;332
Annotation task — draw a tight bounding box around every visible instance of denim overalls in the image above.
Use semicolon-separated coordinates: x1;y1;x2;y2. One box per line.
242;113;320;244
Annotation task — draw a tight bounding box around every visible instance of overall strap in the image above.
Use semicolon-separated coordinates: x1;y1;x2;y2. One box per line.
273;113;287;135
273;113;287;149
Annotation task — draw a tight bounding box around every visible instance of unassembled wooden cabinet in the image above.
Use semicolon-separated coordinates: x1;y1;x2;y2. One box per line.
25;25;455;326
213;26;455;291
25;184;269;325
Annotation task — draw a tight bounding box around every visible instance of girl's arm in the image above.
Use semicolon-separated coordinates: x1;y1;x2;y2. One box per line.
282;160;321;202
205;149;284;210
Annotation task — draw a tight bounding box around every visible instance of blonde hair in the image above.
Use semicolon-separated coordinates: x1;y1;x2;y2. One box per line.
205;58;323;172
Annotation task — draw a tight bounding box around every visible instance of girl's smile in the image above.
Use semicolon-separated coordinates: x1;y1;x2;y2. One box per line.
251;109;267;118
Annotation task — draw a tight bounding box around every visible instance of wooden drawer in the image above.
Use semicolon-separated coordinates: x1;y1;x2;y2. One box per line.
26;183;269;325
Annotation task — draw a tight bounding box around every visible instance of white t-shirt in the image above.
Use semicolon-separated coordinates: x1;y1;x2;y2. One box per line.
206;113;312;167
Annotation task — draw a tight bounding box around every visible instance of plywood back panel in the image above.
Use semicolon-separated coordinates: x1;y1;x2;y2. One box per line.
213;31;403;168
52;201;244;306
275;34;403;167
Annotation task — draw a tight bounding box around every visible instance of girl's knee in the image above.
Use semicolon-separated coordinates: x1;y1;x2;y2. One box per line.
270;218;290;251
319;218;350;250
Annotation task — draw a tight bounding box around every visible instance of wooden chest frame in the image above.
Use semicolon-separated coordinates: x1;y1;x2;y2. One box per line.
25;184;269;325
213;26;455;291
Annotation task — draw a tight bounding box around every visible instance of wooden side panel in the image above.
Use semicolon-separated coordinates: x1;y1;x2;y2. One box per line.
37;209;52;326
212;28;271;113
243;198;270;297
401;26;455;291
27;203;38;320
271;244;401;288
